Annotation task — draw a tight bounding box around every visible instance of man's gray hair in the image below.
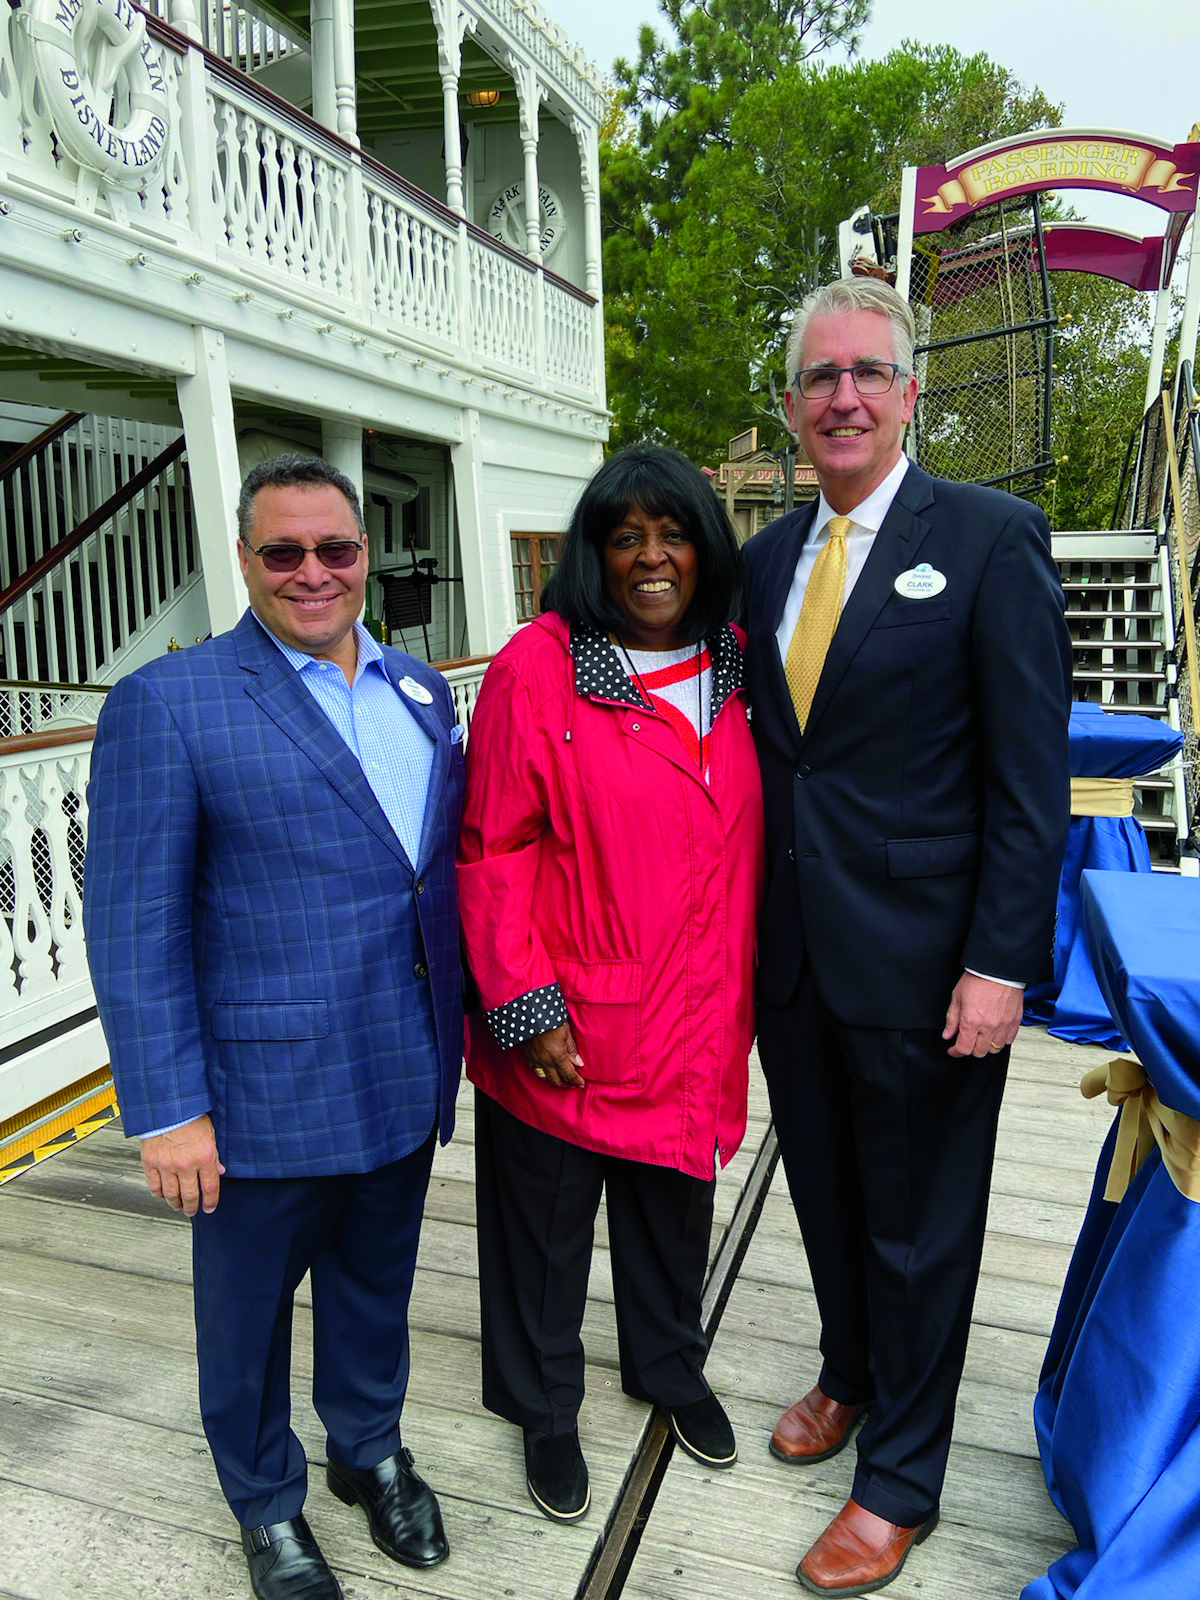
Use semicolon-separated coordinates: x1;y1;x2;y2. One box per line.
786;278;917;387
237;452;366;541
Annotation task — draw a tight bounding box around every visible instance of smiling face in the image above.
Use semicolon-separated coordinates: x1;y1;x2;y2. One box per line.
603;502;698;650
785;308;918;513
238;482;367;676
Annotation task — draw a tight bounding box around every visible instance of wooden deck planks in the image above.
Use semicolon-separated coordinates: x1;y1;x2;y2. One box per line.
0;1031;1111;1600
621;1029;1113;1600
0;1080;767;1600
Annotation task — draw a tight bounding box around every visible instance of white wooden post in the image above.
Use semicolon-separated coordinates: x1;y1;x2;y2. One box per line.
331;0;358;145
430;0;474;218
176;328;244;637
572;113;604;400
452;408;506;654
321;420;364;504
508;54;544;262
310;0;337;131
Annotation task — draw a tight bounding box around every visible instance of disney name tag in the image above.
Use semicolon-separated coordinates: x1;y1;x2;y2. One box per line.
399;676;434;704
894;562;947;600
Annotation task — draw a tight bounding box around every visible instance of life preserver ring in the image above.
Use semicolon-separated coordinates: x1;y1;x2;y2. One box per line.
25;0;170;187
486;180;567;262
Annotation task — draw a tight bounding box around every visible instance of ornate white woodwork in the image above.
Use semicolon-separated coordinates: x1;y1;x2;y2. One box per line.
0;738;92;1049
365;175;460;344
468;238;537;372
544;278;593;392
430;0;477;218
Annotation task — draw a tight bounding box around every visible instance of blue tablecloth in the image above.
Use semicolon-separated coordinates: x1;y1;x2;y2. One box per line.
1024;871;1200;1600
1023;704;1182;1049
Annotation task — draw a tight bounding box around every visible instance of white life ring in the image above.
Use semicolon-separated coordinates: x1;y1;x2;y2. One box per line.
487;180;567;262
26;0;170;187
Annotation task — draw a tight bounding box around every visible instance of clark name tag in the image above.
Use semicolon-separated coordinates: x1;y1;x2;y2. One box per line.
894;563;947;599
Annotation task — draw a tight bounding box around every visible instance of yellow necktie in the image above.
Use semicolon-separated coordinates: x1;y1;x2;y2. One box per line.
785;515;852;731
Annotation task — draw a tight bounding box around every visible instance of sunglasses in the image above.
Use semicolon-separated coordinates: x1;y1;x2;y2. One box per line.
242;537;364;573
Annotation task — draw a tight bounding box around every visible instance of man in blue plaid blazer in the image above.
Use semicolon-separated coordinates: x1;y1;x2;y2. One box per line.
84;454;464;1600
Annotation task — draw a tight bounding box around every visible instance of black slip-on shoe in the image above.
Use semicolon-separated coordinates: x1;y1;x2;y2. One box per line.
523;1428;591;1523
326;1446;449;1568
240;1514;343;1600
669;1392;738;1468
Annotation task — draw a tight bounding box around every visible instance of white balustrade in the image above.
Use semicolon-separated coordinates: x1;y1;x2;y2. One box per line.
0;736;94;1049
438;657;491;738
144;0;305;74
544;278;594;393
210;81;356;299
468;237;537;374
0;687;107;741
364;177;460;347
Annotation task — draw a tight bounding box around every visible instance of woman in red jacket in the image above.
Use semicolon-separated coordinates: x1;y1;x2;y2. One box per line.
458;447;764;1525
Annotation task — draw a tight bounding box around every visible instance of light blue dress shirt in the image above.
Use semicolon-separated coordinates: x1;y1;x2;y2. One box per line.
262;617;436;865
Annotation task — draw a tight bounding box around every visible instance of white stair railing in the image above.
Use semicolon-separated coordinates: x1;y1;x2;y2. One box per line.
0;421;200;687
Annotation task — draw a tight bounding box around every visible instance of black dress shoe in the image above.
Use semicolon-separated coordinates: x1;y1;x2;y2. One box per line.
240;1515;342;1600
669;1392;737;1468
523;1428;591;1523
326;1446;449;1568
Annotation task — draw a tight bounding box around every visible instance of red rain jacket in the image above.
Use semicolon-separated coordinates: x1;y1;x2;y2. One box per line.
457;613;763;1179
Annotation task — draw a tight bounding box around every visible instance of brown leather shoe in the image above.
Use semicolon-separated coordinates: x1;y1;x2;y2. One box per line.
796;1497;938;1597
770;1385;870;1464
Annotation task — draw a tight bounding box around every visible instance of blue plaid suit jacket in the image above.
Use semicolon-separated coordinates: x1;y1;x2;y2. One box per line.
84;610;464;1178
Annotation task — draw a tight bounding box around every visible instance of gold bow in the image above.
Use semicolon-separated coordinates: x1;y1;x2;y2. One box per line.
1069;777;1135;818
1081;1056;1200;1204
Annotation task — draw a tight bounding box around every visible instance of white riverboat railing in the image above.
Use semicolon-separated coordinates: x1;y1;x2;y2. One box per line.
0;7;599;402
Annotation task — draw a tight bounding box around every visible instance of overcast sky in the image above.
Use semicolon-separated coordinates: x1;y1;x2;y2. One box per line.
550;0;1199;237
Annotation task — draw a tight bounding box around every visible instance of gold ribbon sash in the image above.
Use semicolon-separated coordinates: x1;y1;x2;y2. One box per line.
1080;1056;1200;1204
1069;776;1135;818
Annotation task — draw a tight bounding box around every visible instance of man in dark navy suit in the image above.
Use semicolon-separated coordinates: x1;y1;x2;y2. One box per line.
743;279;1071;1597
85;455;464;1600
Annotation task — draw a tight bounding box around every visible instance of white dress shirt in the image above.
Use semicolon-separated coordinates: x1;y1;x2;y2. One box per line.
774;454;911;662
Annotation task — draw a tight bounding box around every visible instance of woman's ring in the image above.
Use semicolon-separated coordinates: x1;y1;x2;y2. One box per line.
988;1043;1003;1053
534;1067;547;1079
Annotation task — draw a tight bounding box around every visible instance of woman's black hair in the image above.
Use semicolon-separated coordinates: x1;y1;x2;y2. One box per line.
541;445;743;644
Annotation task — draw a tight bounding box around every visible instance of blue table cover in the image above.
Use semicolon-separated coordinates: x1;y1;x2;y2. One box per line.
1023;704;1182;1049
1024;872;1200;1600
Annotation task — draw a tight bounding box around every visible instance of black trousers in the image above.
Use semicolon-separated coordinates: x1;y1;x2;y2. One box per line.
190;1127;436;1527
474;1090;715;1434
758;968;1007;1528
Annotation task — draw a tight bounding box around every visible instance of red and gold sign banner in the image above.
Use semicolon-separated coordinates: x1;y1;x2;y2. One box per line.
915;134;1200;233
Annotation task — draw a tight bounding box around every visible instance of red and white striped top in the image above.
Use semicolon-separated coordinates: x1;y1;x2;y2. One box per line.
619;641;713;780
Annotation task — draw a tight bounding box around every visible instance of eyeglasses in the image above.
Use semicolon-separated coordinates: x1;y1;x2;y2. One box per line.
793;362;908;399
241;537;364;573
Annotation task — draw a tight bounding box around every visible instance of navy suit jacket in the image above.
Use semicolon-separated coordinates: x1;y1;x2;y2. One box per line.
744;461;1072;1030
84;611;464;1178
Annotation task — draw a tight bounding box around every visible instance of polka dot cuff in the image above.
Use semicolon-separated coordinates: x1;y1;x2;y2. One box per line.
487;983;569;1050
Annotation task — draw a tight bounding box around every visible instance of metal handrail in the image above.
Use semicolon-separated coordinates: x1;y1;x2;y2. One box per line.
0;435;187;617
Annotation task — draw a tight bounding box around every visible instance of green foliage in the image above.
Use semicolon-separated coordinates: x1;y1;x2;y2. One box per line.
601;16;1063;463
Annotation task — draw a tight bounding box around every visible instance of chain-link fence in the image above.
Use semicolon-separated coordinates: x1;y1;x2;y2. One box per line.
909;196;1054;498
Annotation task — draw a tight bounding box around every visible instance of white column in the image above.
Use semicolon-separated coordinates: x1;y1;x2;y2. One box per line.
168;0;202;43
431;0;475;218
452;409;509;653
310;0;336;131
321;419;364;505
508;54;545;261
571;115;601;297
176;328;244;637
331;0;358;145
